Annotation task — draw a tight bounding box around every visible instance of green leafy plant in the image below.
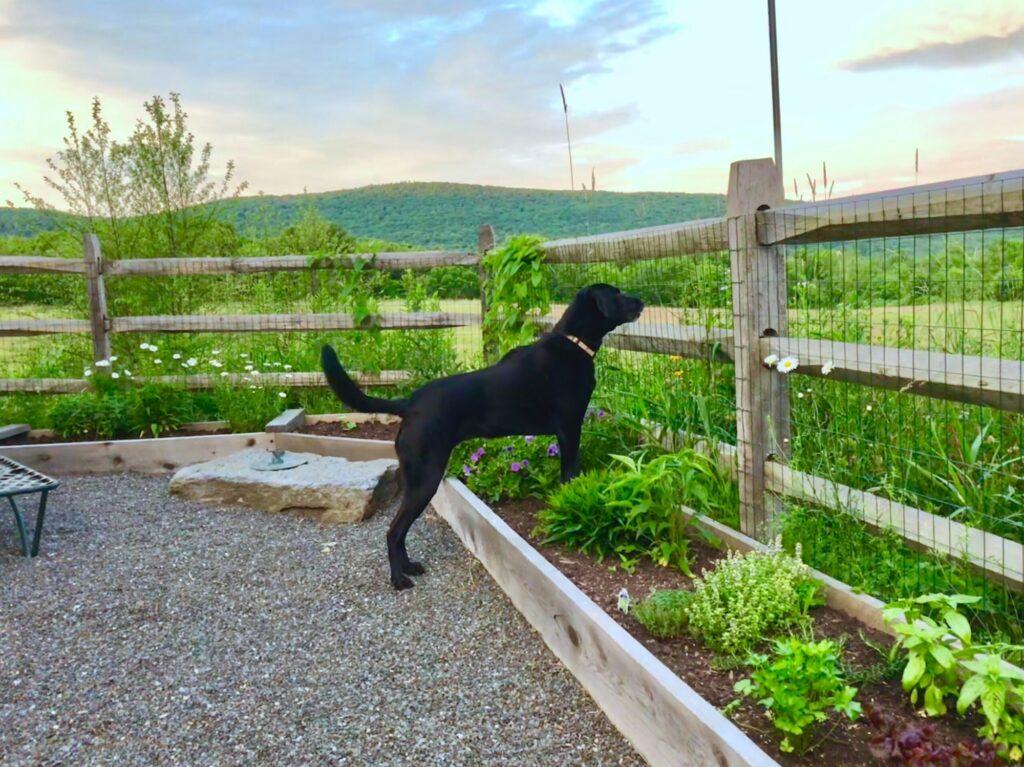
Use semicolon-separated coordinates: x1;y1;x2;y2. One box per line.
537;450;718;573
481;235;549;359
957;651;1024;762
734;637;861;753
884;594;980;716
687;542;822;655
451;435;562;504
50;391;129;440
631;589;692;639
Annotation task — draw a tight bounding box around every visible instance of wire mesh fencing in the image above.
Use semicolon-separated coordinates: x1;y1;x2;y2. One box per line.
3;163;1024;639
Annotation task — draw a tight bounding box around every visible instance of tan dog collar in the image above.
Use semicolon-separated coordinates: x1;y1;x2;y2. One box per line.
561;333;596;358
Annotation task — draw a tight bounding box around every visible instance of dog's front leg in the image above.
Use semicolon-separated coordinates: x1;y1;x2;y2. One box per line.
556;421;582;482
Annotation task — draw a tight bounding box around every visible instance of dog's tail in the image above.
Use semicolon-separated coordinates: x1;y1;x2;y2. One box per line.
320;345;410;417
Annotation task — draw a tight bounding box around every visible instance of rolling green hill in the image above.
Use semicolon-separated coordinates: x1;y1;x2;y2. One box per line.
0;182;724;249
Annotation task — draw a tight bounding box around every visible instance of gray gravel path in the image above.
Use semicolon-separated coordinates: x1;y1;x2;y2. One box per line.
0;474;643;767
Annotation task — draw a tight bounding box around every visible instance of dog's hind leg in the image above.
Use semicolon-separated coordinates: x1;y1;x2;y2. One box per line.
556;419;583;482
386;448;450;590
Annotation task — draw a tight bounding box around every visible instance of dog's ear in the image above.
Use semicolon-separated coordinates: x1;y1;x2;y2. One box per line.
593;288;619;318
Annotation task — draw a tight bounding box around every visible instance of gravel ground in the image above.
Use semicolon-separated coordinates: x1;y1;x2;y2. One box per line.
0;474;643;767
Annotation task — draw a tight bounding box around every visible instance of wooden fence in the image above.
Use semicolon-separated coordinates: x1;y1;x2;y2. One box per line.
3;158;1023;590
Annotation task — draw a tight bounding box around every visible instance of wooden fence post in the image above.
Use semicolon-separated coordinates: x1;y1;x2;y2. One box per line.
82;233;111;364
478;223;496;363
727;159;790;541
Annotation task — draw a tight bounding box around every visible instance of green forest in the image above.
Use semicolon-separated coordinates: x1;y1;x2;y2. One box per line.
1;182;724;250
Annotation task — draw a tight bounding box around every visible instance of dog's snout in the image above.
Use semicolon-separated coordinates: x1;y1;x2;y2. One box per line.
626;294;644;319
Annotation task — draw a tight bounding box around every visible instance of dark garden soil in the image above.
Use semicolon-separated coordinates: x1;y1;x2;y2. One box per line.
3;427;233;445
1;419;401;446
494;497;988;767
298;419;400;441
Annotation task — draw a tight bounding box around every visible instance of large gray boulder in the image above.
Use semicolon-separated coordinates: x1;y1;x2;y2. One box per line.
169;448;400;524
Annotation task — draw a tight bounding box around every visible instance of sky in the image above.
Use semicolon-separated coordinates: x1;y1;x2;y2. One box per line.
2;0;1023;206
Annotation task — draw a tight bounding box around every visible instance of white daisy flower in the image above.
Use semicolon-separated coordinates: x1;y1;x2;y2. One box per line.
124;370;132;378
109;355;118;362
139;343;151;351
278;392;287;398
776;356;799;374
84;369;93;377
148;345;158;352
111;372;120;379
821;360;835;376
212;349;220;355
240;353;248;358
154;359;162;364
172;353;182;360
220;371;229;377
283;364;292;370
95;359;111;368
186;358;198;367
251;370;260;376
211;360;222;368
763;354;779;368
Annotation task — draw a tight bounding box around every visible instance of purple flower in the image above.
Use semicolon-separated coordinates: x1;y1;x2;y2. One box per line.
470;447;485;464
597;409;606;419
524;435;535;444
462;464;472;477
510;461;522;473
521;459;529;467
505;445;514;453
547;443;560;457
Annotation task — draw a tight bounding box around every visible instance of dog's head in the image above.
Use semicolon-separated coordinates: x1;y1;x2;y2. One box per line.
575;283;644;331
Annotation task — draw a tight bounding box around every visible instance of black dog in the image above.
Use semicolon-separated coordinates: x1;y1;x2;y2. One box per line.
321;283;644;590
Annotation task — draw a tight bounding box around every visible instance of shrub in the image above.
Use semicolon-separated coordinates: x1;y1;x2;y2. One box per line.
631;589;692;639
481;235;549;359
123;383;197;437
734;637;861;754
537;450;716;573
687;542;822;655
452;435;562;504
50;392;129;439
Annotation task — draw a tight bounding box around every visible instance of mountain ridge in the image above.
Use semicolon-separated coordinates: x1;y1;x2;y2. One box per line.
0;181;726;249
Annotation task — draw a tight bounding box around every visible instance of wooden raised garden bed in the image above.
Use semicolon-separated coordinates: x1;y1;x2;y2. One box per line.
1;420;1011;767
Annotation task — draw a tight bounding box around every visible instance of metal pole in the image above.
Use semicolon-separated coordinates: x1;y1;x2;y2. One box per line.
767;0;783;183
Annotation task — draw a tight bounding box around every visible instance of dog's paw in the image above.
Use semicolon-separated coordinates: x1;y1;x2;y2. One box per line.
391;573;415;591
403;560;426;576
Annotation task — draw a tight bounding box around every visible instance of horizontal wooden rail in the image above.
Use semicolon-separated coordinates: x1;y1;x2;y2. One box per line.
109;311;479;334
539;311;1021;412
104;250;478;276
536;317;735;361
0;370;410;394
542;217;728;264
672;431;1024;592
0;318;91;336
766;461;1024;592
761;336;1023;413
762;168;1024;245
0;256;87;275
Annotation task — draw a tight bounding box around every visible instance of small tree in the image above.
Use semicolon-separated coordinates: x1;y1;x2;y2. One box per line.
17;93;249;314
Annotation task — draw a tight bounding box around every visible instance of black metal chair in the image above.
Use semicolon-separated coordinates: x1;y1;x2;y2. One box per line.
1;455;59;558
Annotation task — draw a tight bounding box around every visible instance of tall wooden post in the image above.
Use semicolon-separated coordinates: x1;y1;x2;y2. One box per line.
478;223;496;363
82;233;111;364
727;159;790;541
